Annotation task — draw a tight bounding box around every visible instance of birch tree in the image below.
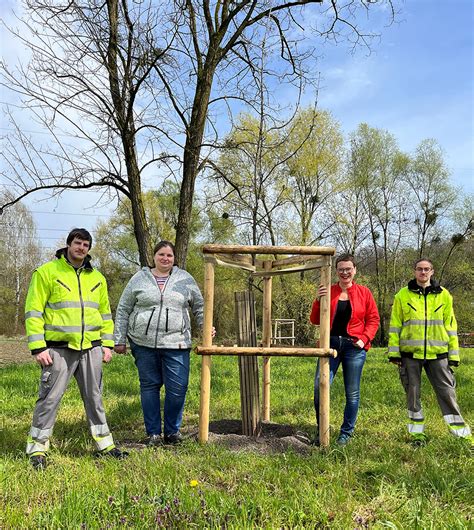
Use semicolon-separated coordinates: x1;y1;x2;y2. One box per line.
0;193;42;335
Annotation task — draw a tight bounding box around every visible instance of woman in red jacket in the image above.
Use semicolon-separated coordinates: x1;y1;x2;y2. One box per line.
310;254;379;446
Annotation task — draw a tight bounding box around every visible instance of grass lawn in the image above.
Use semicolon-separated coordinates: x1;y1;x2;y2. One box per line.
1;346;473;529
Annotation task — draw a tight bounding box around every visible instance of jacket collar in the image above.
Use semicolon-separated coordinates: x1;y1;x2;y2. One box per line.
407;278;442;295
55;247;93;270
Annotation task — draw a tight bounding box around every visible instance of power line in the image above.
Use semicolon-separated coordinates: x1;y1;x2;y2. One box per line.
30;210;110;217
0;225;95;233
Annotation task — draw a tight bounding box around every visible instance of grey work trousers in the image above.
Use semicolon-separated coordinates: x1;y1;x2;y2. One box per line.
399;357;471;438
26;346;115;455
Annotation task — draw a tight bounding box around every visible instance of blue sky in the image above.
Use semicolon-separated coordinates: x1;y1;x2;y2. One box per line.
1;0;472;250
316;0;473;192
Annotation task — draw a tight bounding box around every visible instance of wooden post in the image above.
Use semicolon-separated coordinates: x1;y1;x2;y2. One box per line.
262;260;272;421
319;258;332;448
235;291;261;436
198;258;215;442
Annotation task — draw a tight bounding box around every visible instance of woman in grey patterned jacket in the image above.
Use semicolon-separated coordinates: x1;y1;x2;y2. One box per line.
114;241;204;446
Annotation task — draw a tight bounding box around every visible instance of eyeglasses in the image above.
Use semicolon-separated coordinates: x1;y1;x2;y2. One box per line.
415;267;432;272
337;268;354;274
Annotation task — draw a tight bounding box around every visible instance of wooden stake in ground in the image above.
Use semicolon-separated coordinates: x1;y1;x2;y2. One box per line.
198;258;215;443
235;291;261;436
318;260;332;448
262;260;272;421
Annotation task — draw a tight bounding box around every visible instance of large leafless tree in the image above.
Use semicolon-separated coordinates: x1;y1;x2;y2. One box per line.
1;0;398;266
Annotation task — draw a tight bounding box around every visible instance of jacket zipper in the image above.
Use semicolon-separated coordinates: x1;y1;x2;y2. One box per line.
154;276;169;349
423;292;427;360
91;282;101;292
57;279;71;291
76;268;85;351
165;308;169;332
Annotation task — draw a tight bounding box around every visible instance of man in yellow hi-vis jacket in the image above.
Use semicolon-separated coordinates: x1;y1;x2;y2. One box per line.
25;228;128;469
388;258;472;449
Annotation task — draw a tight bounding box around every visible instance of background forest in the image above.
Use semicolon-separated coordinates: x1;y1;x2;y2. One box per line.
1;114;472;345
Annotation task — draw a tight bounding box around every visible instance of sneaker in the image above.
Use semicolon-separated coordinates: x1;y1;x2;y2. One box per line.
336;433;351;446
148;434;162;447
163;432;183;445
30;454;47;470
96;447;129;459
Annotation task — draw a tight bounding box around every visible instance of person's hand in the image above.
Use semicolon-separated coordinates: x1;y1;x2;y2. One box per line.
354;339;365;349
102;347;113;363
34;349;53;367
114;344;127;354
389;357;402;366
317;284;328;299
211;326;216;338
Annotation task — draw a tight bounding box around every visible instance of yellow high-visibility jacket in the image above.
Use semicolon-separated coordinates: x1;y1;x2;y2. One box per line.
388;279;459;363
25;251;114;354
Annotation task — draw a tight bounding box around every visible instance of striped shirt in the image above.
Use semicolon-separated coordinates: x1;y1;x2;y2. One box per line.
154;275;169;291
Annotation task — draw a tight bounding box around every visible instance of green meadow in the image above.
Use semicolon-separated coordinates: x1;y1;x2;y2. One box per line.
1;348;473;529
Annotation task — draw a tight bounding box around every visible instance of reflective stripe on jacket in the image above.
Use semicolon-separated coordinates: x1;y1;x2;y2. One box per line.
25;252;114;353
388;279;459;362
309;282;380;350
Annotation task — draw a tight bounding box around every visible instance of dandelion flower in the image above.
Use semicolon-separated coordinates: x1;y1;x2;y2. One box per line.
189;479;199;487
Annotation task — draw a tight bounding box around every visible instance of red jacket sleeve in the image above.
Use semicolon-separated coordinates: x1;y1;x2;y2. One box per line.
310;298;321;325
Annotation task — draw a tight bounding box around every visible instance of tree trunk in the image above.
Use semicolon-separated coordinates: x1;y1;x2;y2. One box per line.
124;140;152;265
175;59;217;268
14;268;20;335
107;0;151;266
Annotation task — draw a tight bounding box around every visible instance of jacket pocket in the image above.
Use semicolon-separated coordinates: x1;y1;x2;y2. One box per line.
145;308;156;336
130;308;155;337
161;307;184;336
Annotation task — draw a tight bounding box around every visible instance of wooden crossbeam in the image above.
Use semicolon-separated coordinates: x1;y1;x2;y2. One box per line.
195;346;337;358
202;244;335;255
252;258;327;277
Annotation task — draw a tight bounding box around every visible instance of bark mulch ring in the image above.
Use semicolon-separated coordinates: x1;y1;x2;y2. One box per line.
122;420;315;456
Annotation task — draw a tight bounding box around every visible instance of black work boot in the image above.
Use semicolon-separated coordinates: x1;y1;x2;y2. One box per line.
30;454;47;470
96;447;129;460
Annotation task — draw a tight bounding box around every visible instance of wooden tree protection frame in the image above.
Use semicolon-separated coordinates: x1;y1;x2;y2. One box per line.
196;244;337;447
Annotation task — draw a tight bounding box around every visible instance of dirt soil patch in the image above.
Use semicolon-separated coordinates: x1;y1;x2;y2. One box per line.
0;337;31;365
207;419;314;455
122;420;314;456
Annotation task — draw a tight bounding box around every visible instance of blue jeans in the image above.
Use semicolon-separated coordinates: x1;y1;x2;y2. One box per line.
130;341;190;436
314;336;367;437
